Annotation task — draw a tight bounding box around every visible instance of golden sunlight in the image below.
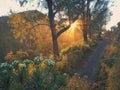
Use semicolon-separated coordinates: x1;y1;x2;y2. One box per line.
69;20;80;31
58;19;84;49
68;19;82;36
70;22;77;30
67;20;82;39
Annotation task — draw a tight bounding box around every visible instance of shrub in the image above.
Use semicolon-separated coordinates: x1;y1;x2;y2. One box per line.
66;73;89;90
4;51;15;61
106;50;120;90
4;49;29;61
15;49;29;60
0;62;13;90
0;56;68;90
0;56;90;90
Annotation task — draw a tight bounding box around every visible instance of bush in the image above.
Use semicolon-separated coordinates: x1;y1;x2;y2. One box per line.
59;43;92;75
0;62;13;90
15;49;29;60
106;50;120;90
4;51;15;61
4;49;29;61
66;73;89;90
0;56;90;90
94;43;120;90
0;56;68;90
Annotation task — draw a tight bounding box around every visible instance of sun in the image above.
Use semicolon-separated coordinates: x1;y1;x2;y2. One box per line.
69;20;80;31
70;22;77;30
66;20;80;38
65;19;82;38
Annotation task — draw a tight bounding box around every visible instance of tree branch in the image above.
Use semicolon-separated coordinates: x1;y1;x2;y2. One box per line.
57;25;70;38
57;14;79;38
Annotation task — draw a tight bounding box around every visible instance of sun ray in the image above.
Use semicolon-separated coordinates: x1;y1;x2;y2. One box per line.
69;20;81;31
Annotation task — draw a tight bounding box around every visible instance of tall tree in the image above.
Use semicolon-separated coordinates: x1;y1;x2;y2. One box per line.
46;0;81;57
81;0;92;42
79;0;110;41
16;0;81;58
91;0;111;38
15;0;110;57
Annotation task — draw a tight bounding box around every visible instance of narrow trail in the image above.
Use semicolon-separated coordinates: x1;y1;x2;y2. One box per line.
79;39;109;81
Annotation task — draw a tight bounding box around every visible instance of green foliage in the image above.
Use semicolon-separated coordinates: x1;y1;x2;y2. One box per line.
0;62;13;90
31;68;67;90
90;41;98;48
59;43;93;75
0;56;90;90
103;57;114;68
16;63;27;84
61;44;91;56
106;48;120;90
93;42;120;90
10;84;28;90
0;56;68;90
25;10;47;22
0;70;12;90
61;45;81;55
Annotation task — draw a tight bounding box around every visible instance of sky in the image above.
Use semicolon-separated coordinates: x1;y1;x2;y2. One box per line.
0;0;120;30
106;0;120;29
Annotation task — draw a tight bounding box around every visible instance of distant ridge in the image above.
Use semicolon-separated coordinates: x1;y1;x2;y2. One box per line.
0;10;46;32
0;10;46;59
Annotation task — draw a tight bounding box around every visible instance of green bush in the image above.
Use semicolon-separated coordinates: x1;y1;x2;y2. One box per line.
0;56;67;90
0;56;90;90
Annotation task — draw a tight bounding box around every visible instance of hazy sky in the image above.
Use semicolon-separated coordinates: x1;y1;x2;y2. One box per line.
106;0;120;29
0;0;120;30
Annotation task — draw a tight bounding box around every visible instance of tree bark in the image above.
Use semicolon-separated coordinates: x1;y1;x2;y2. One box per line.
46;0;59;58
98;26;102;39
82;7;88;42
87;0;92;40
83;27;88;42
46;0;80;58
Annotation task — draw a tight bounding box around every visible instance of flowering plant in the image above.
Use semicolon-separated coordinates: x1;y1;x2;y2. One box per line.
23;59;31;64
44;59;55;67
34;56;43;65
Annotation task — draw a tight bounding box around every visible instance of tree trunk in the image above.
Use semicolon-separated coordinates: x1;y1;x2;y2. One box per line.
46;0;59;58
88;25;92;39
87;16;92;39
82;6;88;42
98;27;102;39
87;0;92;40
97;26;102;39
98;31;102;38
51;30;59;58
83;28;88;42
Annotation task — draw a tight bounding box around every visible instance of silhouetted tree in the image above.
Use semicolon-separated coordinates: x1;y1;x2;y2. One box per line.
78;0;110;41
17;0;80;58
91;0;111;39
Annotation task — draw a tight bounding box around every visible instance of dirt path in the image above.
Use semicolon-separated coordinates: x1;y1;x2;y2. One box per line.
79;39;109;81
